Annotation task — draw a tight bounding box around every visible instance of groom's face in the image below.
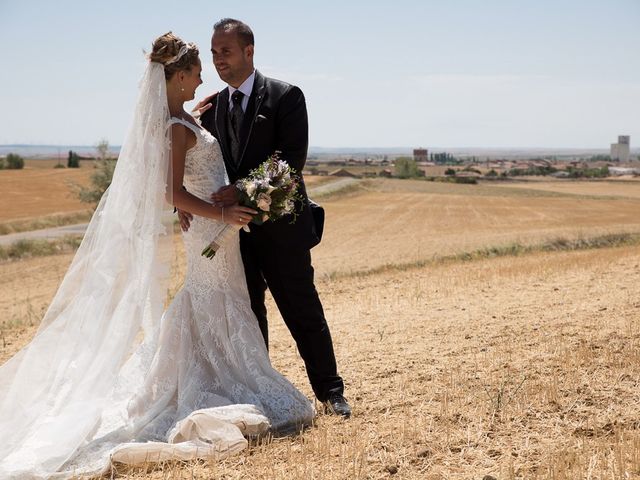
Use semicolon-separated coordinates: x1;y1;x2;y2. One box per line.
211;30;254;88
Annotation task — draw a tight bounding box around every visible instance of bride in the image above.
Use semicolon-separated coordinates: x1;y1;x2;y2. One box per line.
0;32;314;479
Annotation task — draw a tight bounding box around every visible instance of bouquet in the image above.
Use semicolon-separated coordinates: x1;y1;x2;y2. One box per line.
202;153;302;259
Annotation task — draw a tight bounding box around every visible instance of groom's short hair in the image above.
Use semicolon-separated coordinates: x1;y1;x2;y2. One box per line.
213;18;254;48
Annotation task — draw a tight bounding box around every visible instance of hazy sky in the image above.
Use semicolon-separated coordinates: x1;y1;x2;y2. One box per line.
1;0;639;148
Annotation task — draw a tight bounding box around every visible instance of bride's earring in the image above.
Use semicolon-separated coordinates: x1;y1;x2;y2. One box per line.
180;86;185;92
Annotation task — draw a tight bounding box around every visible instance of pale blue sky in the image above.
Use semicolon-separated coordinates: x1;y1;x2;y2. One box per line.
1;0;638;148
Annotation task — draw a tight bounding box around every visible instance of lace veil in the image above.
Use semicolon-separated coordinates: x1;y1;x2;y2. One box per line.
0;61;176;478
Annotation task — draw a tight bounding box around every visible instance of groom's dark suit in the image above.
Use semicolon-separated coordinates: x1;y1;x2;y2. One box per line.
200;70;344;401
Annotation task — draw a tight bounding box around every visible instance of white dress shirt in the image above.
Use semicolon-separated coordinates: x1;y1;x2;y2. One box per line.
228;70;255;113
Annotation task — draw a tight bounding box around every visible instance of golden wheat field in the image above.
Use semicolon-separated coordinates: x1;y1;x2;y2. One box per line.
0;159;93;222
1;177;640;479
494;178;640;199
0;161;334;225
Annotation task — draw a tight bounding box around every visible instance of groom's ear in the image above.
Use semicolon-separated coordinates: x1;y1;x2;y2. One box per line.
245;44;254;61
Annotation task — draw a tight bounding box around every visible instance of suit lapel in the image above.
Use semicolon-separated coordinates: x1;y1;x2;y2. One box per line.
237;70;267;168
214;88;236;175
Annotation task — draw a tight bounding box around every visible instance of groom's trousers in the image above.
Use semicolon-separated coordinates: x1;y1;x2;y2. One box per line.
239;231;344;402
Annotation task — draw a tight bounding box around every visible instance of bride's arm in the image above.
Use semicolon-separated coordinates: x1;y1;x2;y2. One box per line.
170;124;256;226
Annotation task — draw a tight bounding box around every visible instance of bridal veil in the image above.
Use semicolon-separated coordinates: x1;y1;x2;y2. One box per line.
0;61;177;478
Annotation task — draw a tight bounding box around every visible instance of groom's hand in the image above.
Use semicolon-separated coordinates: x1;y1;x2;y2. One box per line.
177;208;193;232
191;92;218;119
210;185;239;207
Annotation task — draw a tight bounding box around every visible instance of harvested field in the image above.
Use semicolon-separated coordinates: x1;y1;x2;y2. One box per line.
313;179;640;277
1;178;639;478
493;178;640;199
0;159;93;222
0;168;334;231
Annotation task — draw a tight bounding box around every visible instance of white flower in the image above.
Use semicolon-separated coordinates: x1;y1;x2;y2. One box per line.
245;181;256;197
283;200;294;214
258;179;271;191
256;193;272;211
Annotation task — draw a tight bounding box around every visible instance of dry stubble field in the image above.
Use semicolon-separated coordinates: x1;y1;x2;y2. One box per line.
1;177;640;479
0;159;93;222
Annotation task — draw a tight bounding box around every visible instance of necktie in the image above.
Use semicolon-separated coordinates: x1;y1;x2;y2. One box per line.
230;90;244;164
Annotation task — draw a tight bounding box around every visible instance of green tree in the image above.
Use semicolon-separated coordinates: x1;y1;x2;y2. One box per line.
77;140;116;206
67;150;80;168
6;153;25;169
0;157;5;170
444;168;456;176
394;157;420;178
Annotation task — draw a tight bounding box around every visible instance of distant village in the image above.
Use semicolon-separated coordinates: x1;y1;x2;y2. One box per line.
304;135;640;181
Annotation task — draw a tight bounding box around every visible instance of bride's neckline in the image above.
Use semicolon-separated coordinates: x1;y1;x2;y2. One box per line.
170;116;203;132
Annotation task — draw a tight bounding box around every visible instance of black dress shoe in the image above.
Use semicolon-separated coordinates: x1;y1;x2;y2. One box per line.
323;393;352;418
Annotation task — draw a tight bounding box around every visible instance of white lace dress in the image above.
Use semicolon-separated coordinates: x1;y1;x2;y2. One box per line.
56;118;315;475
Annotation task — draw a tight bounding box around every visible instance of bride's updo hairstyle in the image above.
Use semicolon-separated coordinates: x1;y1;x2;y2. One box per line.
149;32;199;80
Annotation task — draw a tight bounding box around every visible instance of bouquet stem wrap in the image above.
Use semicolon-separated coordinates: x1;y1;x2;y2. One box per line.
201;224;242;259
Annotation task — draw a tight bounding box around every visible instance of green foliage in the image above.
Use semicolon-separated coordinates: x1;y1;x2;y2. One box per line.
95;139;110;161
0;211;93;235
432;152;462;165
444;168;456;176
485;169;498;177
6;153;25;169
78;159;116;205
507;165;558;176
566;166;609;178
425;176;477;184
587;154;612;162
67;150;80;168
0;157;5;169
77;140;116;206
393;157;420;179
0;236;82;261
450;176;477;184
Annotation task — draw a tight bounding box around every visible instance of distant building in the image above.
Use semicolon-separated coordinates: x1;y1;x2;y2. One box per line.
413;148;428;162
610;135;630;162
609;166;640;176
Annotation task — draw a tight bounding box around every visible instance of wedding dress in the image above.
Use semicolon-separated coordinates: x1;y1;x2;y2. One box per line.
0;62;313;479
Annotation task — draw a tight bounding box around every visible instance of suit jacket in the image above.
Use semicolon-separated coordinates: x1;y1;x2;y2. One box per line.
200;70;321;250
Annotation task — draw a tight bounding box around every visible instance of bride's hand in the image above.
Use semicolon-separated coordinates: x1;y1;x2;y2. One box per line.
223;204;258;227
177;208;193;232
191;92;218;118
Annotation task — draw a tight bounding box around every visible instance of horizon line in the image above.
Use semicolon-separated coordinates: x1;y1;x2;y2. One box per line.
0;144;637;152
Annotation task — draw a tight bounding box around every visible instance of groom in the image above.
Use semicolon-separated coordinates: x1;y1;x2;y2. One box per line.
179;18;350;418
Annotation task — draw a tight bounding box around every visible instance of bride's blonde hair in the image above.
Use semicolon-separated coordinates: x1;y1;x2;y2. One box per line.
149;32;199;80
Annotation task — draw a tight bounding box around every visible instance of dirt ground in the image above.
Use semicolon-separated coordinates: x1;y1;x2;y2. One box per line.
1;178;640;478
